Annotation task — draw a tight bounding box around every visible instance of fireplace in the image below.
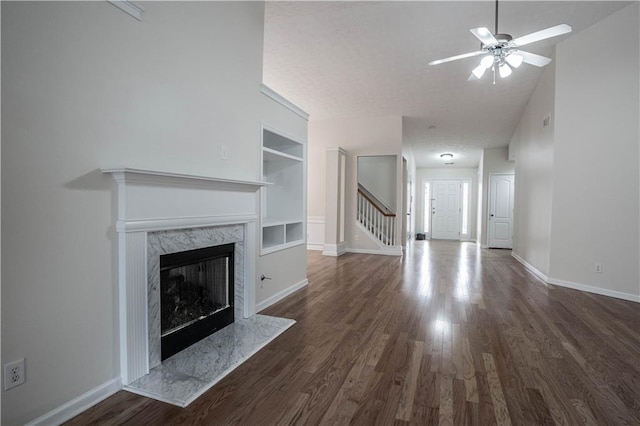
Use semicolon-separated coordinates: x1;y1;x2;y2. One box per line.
160;243;234;360
103;167;265;385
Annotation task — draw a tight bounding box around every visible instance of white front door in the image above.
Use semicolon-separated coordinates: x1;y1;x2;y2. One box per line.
488;174;515;248
432;180;461;240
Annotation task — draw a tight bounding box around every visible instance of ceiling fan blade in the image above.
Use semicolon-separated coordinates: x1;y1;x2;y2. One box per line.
470;27;499;46
428;50;484;66
518;51;552;67
513;24;572;47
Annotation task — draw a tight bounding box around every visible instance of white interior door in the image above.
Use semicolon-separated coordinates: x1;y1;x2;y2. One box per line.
432;180;461;240
488;174;515;248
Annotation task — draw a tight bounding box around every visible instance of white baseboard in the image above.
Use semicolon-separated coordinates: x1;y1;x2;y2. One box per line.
323;243;347;257
347;246;403;257
511;252;639;303
306;243;323;251
26;377;122;426
511;251;549;283
256;278;309;312
547;277;640;303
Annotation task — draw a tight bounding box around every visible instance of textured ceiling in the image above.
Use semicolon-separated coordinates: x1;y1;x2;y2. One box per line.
263;1;630;168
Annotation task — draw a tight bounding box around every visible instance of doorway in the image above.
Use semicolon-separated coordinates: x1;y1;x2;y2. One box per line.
431;180;461;240
487;174;515;248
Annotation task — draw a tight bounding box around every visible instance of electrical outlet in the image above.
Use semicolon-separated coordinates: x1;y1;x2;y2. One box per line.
4;358;25;390
595;263;602;273
354;234;359;241
221;144;228;160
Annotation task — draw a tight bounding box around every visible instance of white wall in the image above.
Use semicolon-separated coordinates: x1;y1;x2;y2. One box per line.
550;3;639;297
2;2;265;424
509;58;556;276
415;168;478;241
307;116;403;250
357;156;397;211
478;147;515;247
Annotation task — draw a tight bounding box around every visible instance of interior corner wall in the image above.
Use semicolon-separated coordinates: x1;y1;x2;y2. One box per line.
509;57;556;276
1;2;265;424
257;95;308;309
479;147;515;247
415;167;478;240
357;156;397;211
307;116;403;250
550;3;640;298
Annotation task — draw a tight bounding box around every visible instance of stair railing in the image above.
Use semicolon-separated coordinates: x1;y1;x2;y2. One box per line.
357;188;396;246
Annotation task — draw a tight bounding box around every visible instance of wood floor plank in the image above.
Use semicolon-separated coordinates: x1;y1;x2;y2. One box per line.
65;242;640;425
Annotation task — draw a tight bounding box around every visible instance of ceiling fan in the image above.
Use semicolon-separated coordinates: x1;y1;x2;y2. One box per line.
428;0;572;82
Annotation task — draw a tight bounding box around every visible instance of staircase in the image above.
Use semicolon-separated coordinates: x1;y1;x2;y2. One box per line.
357;185;396;246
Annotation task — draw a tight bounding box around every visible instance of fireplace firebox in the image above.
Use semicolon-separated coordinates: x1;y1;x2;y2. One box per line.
160;243;234;360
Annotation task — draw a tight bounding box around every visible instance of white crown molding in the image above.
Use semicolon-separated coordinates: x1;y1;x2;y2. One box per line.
108;1;144;21
260;84;310;121
102;167;269;191
325;147;348;155
26;378;121;426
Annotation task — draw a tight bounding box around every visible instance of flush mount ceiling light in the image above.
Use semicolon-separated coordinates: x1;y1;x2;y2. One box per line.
428;0;571;84
440;153;454;161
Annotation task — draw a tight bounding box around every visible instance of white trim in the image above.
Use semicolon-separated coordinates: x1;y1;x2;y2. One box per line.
512;252;639;303
307;216;325;224
323;242;347;257
101;167;268;191
547;277;640;303
260;84;310;121
348;246;403;257
108;0;144;21
326;147;348;155
26;378;121;426
307;243;324;251
511;251;549;283
256;279;309;312
261;239;305;256
118;214;258;233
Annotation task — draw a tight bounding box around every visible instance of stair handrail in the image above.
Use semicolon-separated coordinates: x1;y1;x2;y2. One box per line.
357;185;396;217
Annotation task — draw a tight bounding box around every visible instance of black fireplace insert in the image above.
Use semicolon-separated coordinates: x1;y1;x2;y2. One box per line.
160;243;234;360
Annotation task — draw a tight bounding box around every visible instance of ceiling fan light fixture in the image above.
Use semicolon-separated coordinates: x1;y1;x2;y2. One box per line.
472;63;488;79
506;53;524;68
440;153;454;161
499;62;512;78
480;55;494;68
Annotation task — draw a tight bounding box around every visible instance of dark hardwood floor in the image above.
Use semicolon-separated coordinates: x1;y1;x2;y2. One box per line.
67;241;640;425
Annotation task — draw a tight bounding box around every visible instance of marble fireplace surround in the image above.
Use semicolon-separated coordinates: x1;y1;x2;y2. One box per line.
147;224;244;369
103;168;268;385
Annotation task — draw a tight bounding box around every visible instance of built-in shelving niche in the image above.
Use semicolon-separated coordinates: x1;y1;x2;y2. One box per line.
261;126;306;255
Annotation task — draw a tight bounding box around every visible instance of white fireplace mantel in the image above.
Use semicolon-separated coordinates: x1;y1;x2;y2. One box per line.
103;167;266;385
101;167;269;190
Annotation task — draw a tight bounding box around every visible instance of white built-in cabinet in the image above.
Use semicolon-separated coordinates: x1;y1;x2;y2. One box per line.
261;125;306;254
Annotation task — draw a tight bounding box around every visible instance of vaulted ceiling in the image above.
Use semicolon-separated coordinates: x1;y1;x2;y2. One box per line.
263;1;630;168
